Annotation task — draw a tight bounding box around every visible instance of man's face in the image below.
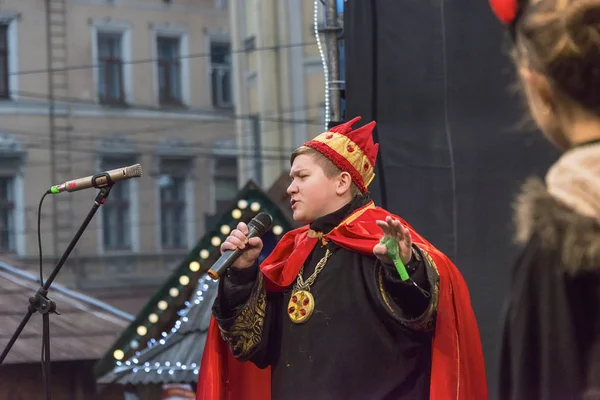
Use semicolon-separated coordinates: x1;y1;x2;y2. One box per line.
286;154;340;224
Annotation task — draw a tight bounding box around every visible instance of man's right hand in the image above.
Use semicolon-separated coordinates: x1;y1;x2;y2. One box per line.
221;221;264;269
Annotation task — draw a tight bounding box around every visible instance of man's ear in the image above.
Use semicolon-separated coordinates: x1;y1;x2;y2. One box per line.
336;171;353;195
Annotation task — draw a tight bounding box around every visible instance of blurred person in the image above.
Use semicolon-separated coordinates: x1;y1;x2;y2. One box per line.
490;0;600;398
196;117;487;400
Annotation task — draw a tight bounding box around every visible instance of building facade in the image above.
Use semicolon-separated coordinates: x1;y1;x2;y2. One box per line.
228;0;328;190
0;0;236;312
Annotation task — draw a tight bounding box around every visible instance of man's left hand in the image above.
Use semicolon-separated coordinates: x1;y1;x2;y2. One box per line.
373;216;413;265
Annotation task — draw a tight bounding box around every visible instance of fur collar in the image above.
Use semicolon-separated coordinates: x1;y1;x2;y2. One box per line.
515;178;600;273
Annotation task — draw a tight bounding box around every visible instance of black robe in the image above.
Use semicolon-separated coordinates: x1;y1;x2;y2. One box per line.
213;195;440;400
499;179;600;400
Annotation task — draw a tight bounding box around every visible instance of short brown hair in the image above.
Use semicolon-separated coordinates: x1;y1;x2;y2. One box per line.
291;146;362;197
514;0;600;113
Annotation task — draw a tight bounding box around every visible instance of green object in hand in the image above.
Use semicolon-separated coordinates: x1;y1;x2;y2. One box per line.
380;236;409;281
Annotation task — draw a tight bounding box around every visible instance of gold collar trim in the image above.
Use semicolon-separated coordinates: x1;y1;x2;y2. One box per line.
308;201;375;245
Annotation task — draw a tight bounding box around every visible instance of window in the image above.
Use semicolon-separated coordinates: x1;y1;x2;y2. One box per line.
213;156;238;213
210;41;232;108
157;37;182;105
0;136;25;255
100;156;133;250
158;158;191;249
0;24;9;99
0;176;14;252
97;32;124;104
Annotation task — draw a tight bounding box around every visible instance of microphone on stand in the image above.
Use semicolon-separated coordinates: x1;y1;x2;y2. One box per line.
47;164;143;194
208;212;273;280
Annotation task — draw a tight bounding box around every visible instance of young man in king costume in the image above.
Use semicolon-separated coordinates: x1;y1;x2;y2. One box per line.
197;117;487;399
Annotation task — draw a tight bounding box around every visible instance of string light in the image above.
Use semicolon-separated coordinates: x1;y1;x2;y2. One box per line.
113;349;124;360
108;192;293;367
314;0;329;129
189;261;200;272
121;359;201;374
179;275;190;286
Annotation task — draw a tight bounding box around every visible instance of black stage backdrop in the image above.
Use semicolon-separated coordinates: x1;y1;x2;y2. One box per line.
343;0;558;396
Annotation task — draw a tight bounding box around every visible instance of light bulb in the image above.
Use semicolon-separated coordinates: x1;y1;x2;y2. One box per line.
179;275;190;286
113;349;124;360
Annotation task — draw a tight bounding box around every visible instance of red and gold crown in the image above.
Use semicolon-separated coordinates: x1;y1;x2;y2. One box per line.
301;116;379;194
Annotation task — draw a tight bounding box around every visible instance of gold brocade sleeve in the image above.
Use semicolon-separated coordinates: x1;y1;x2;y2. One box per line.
217;272;267;361
377;248;440;332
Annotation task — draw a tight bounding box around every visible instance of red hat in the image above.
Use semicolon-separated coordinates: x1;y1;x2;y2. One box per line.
300;116;379;194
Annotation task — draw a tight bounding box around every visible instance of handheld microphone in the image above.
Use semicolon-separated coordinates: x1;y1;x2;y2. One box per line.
47;164;143;194
208;212;273;280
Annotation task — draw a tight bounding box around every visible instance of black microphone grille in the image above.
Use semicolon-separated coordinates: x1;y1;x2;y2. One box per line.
248;212;273;235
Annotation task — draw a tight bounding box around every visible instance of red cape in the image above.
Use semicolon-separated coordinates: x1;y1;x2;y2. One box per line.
197;202;488;399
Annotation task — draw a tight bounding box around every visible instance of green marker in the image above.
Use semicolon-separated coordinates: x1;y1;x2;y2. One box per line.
380;236;409;281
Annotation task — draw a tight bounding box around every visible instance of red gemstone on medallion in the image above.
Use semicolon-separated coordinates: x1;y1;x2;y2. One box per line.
364;162;369;171
288;307;295;314
347;145;354;152
292;296;297;303
326;134;333;139
300;309;306;316
303;298;309;305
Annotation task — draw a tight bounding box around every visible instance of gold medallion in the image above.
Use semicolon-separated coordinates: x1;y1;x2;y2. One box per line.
287;290;314;324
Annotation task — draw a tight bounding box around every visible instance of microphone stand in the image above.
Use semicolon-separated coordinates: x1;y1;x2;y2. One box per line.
0;184;114;399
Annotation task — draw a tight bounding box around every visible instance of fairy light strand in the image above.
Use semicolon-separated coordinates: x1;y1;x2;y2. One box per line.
314;0;329;129
110;201;291;376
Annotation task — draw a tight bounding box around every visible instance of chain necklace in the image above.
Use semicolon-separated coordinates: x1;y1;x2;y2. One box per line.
287;248;333;324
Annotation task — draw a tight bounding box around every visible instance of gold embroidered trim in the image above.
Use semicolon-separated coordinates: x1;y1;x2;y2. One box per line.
308;229;328;246
309;202;376;245
339;201;375;226
218;273;267;360
378;247;440;331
